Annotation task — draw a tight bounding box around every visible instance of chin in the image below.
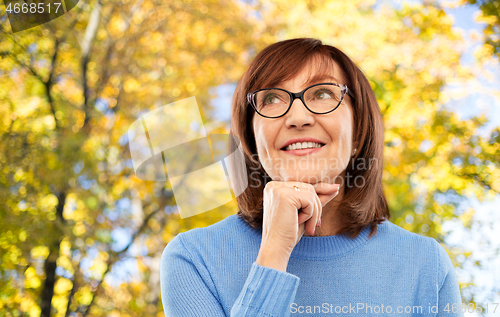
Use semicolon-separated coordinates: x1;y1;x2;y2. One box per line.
279;170;326;184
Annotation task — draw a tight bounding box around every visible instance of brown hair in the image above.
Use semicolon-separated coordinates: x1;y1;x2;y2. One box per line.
229;38;389;238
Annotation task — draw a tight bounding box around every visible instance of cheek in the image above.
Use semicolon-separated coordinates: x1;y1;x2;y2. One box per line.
328;111;353;153
253;119;276;149
252;120;262;147
252;120;269;155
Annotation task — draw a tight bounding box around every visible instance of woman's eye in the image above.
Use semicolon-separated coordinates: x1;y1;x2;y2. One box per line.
264;94;280;105
315;90;333;99
313;88;341;101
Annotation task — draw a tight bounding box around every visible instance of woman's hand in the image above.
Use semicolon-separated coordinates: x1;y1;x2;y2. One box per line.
255;181;340;272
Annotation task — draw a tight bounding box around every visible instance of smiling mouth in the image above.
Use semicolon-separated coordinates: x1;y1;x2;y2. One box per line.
281;142;326;151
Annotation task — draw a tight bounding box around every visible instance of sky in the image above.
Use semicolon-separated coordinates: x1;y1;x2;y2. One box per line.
441;2;500;138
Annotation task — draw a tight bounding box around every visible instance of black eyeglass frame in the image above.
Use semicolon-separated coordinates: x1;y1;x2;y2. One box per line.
247;82;355;119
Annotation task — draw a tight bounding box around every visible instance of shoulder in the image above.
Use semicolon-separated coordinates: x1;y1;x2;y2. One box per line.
168;214;259;247
376;220;437;246
373;220;445;262
161;214;260;264
376;220;454;276
434;238;457;290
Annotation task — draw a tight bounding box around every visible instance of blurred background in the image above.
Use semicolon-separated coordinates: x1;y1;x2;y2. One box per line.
1;0;499;316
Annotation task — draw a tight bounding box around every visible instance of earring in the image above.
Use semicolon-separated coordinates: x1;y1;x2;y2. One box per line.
352;148;357;157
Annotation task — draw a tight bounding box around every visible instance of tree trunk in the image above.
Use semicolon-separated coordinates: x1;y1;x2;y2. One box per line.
40;248;58;317
39;191;66;317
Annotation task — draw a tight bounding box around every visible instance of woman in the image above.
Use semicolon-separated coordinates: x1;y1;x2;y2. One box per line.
160;38;463;316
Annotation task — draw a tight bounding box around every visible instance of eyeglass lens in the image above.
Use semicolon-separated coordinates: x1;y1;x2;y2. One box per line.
253;84;343;117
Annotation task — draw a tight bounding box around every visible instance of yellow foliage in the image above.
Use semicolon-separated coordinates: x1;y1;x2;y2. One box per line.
76;285;93;306
90;258;108;276
73;222;86;236
460;208;475;227
57;255;74;274
124;78;141;93
55;277;73;294
30;245;49;258
25;267;41;289
20;297;40;317
19;230;27;242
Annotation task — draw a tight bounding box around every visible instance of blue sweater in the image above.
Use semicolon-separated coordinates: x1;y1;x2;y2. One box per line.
160;214;463;316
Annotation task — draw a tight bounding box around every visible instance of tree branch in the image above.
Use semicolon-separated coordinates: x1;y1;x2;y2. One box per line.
64;261;81;317
92;0;145;115
81;0;103;130
8;53;45;83
45;37;61;130
80;206;163;316
80;154;198;316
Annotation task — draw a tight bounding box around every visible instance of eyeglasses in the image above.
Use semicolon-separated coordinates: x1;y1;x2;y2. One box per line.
247;83;355;118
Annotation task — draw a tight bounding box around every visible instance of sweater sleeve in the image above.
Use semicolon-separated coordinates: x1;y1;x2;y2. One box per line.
160;234;300;317
435;242;464;317
231;262;300;316
160;234;226;316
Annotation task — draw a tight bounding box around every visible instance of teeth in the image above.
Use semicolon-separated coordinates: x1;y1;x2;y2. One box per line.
284;142;324;151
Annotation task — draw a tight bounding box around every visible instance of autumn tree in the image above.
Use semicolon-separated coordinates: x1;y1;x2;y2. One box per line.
1;0;264;315
465;0;500;60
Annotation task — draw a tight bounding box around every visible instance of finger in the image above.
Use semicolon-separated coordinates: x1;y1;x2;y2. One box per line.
297;200;314;225
306;186;319;236
296;222;306;244
313;182;340;206
315;193;322;228
312;182;340;194
305;206;318;236
310;189;320;228
304;187;320;231
287;183;315;236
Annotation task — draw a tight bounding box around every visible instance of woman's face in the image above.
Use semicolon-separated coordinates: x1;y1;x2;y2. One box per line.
252;59;356;185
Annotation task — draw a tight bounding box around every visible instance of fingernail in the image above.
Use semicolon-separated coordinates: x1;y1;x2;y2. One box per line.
313;228;315;236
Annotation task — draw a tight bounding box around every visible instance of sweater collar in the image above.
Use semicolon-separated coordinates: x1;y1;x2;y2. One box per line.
236;215;385;260
290;224;374;259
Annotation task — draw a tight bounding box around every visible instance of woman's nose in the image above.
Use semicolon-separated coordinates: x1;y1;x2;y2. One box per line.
284;98;315;129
